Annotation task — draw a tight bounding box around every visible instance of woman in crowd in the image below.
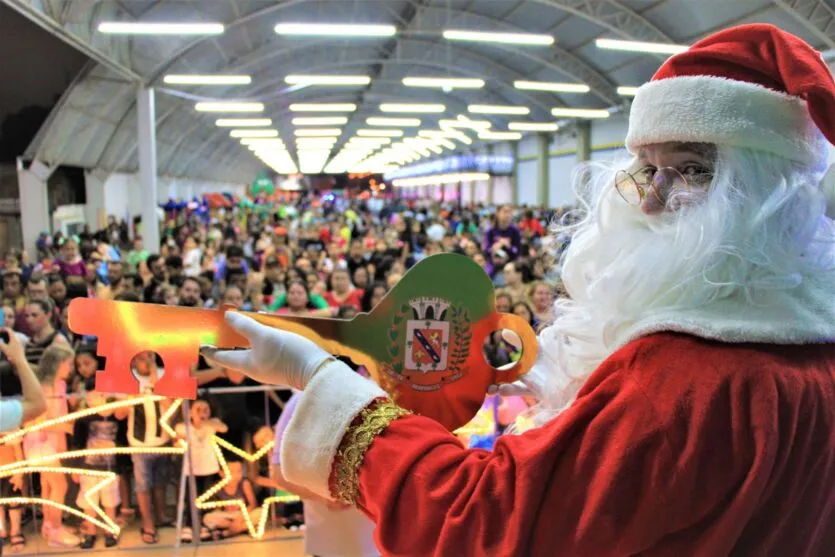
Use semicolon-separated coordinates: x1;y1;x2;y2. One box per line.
323;268;363;311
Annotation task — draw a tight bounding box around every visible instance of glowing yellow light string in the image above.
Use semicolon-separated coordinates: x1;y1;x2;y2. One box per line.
0;396;185;536
195;436;299;539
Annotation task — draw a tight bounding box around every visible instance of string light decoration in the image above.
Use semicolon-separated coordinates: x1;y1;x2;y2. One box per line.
0;396;185;536
195;435;300;539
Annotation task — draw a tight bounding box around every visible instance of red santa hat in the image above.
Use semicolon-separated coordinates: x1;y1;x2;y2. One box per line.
626;24;835;168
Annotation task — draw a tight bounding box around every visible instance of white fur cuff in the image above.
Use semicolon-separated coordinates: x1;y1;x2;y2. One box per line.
626;76;828;166
280;363;386;500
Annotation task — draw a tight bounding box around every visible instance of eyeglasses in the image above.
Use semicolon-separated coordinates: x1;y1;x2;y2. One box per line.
614;166;711;207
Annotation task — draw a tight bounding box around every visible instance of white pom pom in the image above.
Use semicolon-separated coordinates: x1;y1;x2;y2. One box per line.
821;164;835;218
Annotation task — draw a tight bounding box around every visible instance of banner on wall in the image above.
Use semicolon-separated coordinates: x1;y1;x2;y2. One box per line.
384;154;513;180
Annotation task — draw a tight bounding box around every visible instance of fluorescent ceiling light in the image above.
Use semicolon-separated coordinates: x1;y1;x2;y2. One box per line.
241;138;285;147
275;23;396;37
97;22;224;35
195;102;264;112
367;117;421;127
443;30;553;46
216;118;272;127
348;138;392;146
478;131;522;141
468;104;529;115
403;77;484;89
513;80;590;93
439;118;491;131
617;86;640;96
551;107;610;118
392;173;490;187
292;117;348;126
230;129;279;138
289;103;357;112
285;75;371;86
595;38;688;55
508;122;559;132
379;103;445;113
294;128;341;137
357;129;403;137
421;129;472;145
164;74;250;85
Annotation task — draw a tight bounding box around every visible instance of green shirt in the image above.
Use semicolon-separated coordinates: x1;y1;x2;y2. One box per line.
126;249;149;271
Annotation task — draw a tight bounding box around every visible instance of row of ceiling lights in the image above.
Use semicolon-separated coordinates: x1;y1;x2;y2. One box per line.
97;20;687;175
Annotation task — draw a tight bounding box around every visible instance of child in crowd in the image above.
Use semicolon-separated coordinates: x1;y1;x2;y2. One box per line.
127;351;172;545
72;386;127;549
69;343;98;411
174;398;227;543
0;359;26;553
202;461;259;539
22;344;79;548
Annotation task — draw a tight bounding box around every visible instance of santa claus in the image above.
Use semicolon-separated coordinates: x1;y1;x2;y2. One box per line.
203;24;835;556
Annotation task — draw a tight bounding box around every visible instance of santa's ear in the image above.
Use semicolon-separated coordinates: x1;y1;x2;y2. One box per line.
820;164;835;219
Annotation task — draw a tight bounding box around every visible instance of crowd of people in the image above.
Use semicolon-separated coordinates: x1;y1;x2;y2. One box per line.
0;194;568;551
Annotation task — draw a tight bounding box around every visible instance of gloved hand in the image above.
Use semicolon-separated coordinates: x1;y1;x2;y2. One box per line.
200;312;336;391
487;331;552;400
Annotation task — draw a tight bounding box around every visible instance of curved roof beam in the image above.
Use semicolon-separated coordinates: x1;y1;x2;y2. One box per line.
529;0;673;43
773;0;835;49
143;6;618;103
145;0;668;84
164;75;491;178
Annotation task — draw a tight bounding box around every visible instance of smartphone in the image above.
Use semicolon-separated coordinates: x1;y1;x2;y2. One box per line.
0;311;4;327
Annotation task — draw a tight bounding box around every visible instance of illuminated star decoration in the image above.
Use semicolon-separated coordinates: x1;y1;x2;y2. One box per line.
195;436;300;539
0;396;185;536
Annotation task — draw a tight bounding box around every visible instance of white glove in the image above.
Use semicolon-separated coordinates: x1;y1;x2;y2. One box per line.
487;331;551;400
200;312;336;391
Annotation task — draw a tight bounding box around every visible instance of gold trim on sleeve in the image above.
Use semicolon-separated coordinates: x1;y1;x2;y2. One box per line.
332;400;409;504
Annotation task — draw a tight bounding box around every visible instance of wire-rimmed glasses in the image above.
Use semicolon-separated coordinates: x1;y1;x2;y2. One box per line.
614;166;708;207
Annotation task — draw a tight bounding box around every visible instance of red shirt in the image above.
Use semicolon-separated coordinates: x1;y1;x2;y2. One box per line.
519;217;545;236
355;333;835;556
322;289;363;310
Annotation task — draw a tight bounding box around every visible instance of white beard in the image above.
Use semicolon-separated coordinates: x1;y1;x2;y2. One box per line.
515;147;834;431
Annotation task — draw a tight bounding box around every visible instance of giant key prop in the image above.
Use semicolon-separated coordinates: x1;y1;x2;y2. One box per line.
68;253;537;430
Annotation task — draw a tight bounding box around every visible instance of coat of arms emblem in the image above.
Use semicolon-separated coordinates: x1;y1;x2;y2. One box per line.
405;298;451;372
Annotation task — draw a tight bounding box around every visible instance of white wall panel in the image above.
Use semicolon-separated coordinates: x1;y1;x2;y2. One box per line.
493;176;512;205
517;160;537;206
548;155;577;208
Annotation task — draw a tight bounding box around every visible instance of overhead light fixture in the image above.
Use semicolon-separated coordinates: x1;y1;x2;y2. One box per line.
216;118;272;127
294;128;341;137
513;80;590;93
289;103;357;112
468;104;530;115
551;107;610;118
508;122;559;132
595;38;688;55
402;77;485;89
443;30;554;46
275;23;396;37
97;22;224;35
241;138;285;147
367;117;421;127
617;86;640;96
478;131;522;141
195;102;264;112
230;129;279;138
392;173;490;188
379;103;445;113
348;137;391;144
357;129;403;137
439;117;491;131
292;117;349;126
285;75;371;86
163;74;250;85
420;129;473;145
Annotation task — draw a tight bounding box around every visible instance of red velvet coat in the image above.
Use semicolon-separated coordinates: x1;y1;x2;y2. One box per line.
354;333;835;556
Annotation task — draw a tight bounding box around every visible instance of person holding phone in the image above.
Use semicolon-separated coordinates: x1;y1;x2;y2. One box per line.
0;328;46;432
